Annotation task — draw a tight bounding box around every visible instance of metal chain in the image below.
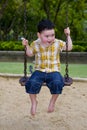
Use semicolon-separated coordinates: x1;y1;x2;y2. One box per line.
65;3;69;78
23;0;27;77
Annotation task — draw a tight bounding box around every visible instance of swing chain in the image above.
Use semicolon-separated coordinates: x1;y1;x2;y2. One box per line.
24;46;27;77
19;0;28;86
23;0;27;77
65;3;69;78
65;37;69;78
63;2;73;86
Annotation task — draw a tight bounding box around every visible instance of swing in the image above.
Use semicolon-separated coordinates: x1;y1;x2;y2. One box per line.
63;3;73;86
19;1;28;86
19;1;73;86
63;36;73;86
19;1;34;86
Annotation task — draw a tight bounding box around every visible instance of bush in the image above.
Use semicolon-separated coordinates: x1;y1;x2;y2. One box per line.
0;40;87;52
73;41;87;47
0;41;24;51
72;45;85;52
84;46;87;52
72;41;87;52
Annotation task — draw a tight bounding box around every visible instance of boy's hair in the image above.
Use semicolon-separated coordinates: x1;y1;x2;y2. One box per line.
37;19;55;33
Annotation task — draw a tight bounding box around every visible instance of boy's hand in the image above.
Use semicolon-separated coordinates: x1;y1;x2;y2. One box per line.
21;37;28;46
64;27;70;36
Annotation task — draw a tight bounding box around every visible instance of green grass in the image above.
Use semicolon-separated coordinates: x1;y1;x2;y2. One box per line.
61;64;87;78
0;62;34;75
0;62;87;78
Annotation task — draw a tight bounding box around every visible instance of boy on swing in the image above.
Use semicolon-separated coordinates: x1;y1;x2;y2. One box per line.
22;19;72;116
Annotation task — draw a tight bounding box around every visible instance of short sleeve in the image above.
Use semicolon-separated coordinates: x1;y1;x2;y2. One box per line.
30;41;36;54
59;40;66;51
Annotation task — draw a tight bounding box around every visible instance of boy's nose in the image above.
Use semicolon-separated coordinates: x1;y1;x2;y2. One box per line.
48;37;52;41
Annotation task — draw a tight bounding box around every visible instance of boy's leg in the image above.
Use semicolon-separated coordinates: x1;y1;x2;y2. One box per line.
48;94;59;113
46;72;64;113
29;94;38;116
25;71;45;115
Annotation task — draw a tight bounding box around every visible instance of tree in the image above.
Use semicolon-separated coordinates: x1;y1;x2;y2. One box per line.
0;0;22;40
0;0;87;41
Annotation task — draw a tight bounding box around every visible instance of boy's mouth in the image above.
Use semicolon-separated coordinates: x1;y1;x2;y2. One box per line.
47;41;53;45
47;41;52;44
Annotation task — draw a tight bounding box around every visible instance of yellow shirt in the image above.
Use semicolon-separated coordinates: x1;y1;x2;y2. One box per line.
30;38;65;72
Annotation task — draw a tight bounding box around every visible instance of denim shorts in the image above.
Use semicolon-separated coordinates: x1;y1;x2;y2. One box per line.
25;70;64;94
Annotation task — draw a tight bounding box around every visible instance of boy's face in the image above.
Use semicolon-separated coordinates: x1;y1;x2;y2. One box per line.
37;29;55;45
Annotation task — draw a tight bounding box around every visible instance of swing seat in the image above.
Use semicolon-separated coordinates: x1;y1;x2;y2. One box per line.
19;76;28;86
63;76;73;86
42;76;72;86
19;76;73;86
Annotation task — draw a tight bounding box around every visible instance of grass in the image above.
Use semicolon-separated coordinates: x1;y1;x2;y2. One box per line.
61;64;87;78
0;62;34;75
0;62;87;78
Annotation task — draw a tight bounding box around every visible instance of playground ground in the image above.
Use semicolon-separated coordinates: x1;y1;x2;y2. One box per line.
0;76;87;130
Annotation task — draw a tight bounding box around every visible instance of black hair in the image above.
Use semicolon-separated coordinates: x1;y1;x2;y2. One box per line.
37;19;55;33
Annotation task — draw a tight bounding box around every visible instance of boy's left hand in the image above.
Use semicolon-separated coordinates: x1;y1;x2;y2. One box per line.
64;27;70;36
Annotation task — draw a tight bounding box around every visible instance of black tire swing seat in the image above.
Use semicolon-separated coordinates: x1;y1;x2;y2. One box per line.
19;1;73;86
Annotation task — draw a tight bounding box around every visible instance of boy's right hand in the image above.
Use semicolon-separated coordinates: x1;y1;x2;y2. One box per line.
21;38;28;46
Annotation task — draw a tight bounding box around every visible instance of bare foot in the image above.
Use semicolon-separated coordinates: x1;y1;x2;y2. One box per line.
30;101;38;116
47;103;55;113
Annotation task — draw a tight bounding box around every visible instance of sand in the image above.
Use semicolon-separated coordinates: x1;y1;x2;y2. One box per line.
0;77;87;130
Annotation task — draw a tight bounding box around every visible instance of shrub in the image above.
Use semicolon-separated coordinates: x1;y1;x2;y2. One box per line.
0;40;87;52
0;41;24;51
73;41;87;46
72;45;85;52
72;41;87;52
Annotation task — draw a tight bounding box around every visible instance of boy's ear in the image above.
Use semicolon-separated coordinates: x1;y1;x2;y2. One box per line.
37;32;40;38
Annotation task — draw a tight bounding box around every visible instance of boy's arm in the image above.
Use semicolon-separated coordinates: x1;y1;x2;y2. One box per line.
25;44;34;57
63;27;73;51
22;39;34;57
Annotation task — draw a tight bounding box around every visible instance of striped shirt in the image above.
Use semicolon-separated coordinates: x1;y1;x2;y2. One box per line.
30;38;65;72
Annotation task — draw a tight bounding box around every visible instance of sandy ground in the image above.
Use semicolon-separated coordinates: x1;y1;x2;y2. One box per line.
0;77;87;130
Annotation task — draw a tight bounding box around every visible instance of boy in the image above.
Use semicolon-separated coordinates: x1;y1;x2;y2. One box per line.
22;19;72;116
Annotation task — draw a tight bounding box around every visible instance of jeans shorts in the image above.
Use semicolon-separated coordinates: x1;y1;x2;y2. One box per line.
25;70;64;94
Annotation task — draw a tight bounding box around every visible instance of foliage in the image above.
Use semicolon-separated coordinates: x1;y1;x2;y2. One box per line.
0;40;87;52
0;41;24;51
72;40;87;52
73;40;87;46
72;45;86;52
0;0;87;44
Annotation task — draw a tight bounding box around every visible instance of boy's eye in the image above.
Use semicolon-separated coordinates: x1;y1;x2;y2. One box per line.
45;35;49;38
52;34;55;37
45;34;55;38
